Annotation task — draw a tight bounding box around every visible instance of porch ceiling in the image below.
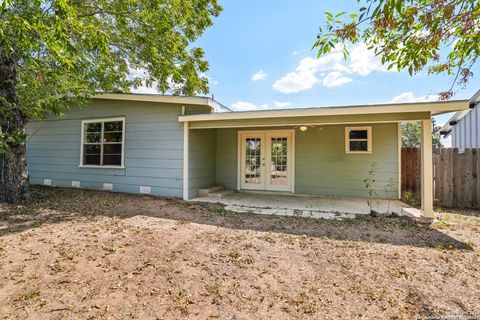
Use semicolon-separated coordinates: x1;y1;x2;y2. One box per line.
185;112;431;129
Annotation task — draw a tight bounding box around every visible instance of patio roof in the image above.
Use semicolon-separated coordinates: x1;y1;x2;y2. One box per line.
179;100;469;129
179;99;469;124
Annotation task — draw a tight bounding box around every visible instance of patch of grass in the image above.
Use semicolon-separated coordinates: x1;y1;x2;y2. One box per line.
339;214;372;225
398;218;414;229
432;219;448;229
174;289;193;315
15;289;40;302
204;281;222;304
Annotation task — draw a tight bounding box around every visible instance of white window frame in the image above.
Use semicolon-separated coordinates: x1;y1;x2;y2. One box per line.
79;117;126;168
345;126;372;154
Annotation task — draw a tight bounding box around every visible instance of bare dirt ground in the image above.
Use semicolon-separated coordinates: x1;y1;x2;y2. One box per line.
0;187;479;320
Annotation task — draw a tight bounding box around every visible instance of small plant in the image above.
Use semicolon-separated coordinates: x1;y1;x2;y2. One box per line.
402;191;419;207
363;161;378;213
384;177;396;213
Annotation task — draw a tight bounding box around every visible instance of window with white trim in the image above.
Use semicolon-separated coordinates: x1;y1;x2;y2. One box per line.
81;118;125;167
345;127;372;153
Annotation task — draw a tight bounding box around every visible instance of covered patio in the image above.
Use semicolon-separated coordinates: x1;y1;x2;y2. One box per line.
179;100;470;218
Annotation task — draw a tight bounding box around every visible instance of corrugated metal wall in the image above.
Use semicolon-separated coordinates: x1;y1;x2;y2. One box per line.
451;106;480;148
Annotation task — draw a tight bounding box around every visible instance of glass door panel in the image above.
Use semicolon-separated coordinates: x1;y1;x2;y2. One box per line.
269;137;288;186
244;138;262;185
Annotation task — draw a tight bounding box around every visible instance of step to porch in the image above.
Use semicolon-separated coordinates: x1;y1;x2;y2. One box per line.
198;186;234;199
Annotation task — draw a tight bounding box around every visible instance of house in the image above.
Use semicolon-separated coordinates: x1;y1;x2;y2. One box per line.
440;89;480;148
26;93;469;218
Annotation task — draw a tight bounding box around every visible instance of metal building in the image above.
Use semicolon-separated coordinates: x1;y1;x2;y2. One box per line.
441;89;480;148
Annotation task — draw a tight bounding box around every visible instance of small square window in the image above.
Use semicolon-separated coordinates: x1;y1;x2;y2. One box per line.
345;127;372;153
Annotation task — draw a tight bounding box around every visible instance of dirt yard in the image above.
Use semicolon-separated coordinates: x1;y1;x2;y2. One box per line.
0;187;479;320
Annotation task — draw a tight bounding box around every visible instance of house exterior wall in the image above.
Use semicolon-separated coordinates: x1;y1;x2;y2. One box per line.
451;106;480;148
216;128;238;190
189;129;216;198
26;99;209;197
214;122;399;199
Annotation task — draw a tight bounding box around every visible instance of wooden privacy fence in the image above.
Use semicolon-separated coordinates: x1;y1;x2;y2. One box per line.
401;148;421;203
401;148;480;209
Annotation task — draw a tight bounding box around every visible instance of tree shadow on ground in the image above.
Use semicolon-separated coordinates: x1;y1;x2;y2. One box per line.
0;186;474;251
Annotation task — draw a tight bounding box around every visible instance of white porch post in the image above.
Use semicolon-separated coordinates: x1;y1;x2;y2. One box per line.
183;121;189;200
421;118;434;218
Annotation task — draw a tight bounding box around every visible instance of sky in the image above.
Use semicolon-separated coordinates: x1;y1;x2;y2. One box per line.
137;1;479;144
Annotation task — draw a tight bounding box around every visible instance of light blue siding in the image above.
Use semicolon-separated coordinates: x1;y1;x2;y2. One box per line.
26;99;206;197
215;128;238;190
189;129;217;198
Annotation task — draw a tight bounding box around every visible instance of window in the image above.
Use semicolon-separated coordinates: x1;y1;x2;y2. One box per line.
345;127;372;153
81;118;125;167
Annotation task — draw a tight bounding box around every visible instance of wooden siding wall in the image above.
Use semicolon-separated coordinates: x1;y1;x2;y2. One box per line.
215;123;399;199
215;128;238;190
189;129;216;198
295;123;399;199
401;147;480;209
26;100;198;197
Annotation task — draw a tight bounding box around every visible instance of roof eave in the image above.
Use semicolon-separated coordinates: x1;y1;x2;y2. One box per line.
93;93;226;110
179;100;470;122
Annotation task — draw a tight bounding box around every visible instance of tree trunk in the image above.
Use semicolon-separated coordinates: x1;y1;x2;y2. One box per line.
0;49;30;203
1;135;29;203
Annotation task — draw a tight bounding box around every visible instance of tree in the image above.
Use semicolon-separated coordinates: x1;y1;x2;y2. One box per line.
402;119;443;148
0;0;221;203
314;0;480;99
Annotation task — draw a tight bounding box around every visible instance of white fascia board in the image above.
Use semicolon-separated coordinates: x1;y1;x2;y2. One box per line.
178;100;469;122
94;93;224;110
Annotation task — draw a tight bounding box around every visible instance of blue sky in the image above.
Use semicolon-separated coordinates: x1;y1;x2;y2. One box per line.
189;0;479;128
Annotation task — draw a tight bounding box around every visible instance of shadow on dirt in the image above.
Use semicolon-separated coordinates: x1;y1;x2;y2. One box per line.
0;186;474;251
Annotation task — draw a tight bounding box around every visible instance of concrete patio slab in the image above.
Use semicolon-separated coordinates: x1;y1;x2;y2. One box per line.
191;192;421;220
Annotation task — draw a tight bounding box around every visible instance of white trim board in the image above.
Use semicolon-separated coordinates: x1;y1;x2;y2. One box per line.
95;93;220;111
80;117;126;168
344;126;372;154
237;129;295;193
183;122;189;200
187;120;424;130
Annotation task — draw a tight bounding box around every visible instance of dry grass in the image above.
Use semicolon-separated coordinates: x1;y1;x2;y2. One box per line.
0;186;479;319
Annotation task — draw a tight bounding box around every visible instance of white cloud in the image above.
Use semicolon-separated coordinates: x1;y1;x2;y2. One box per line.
251;70;267;81
322;72;353;88
231;101;258;111
273;43;390;93
272;71;319;94
348;43;388;76
273;101;291;108
387;92;439;104
230;101;291;111
230;101;271;111
292;49;306;56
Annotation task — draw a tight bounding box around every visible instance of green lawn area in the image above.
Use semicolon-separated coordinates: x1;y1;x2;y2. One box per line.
0;186;479;319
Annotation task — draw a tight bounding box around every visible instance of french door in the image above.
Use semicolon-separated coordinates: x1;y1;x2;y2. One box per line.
239;130;294;192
